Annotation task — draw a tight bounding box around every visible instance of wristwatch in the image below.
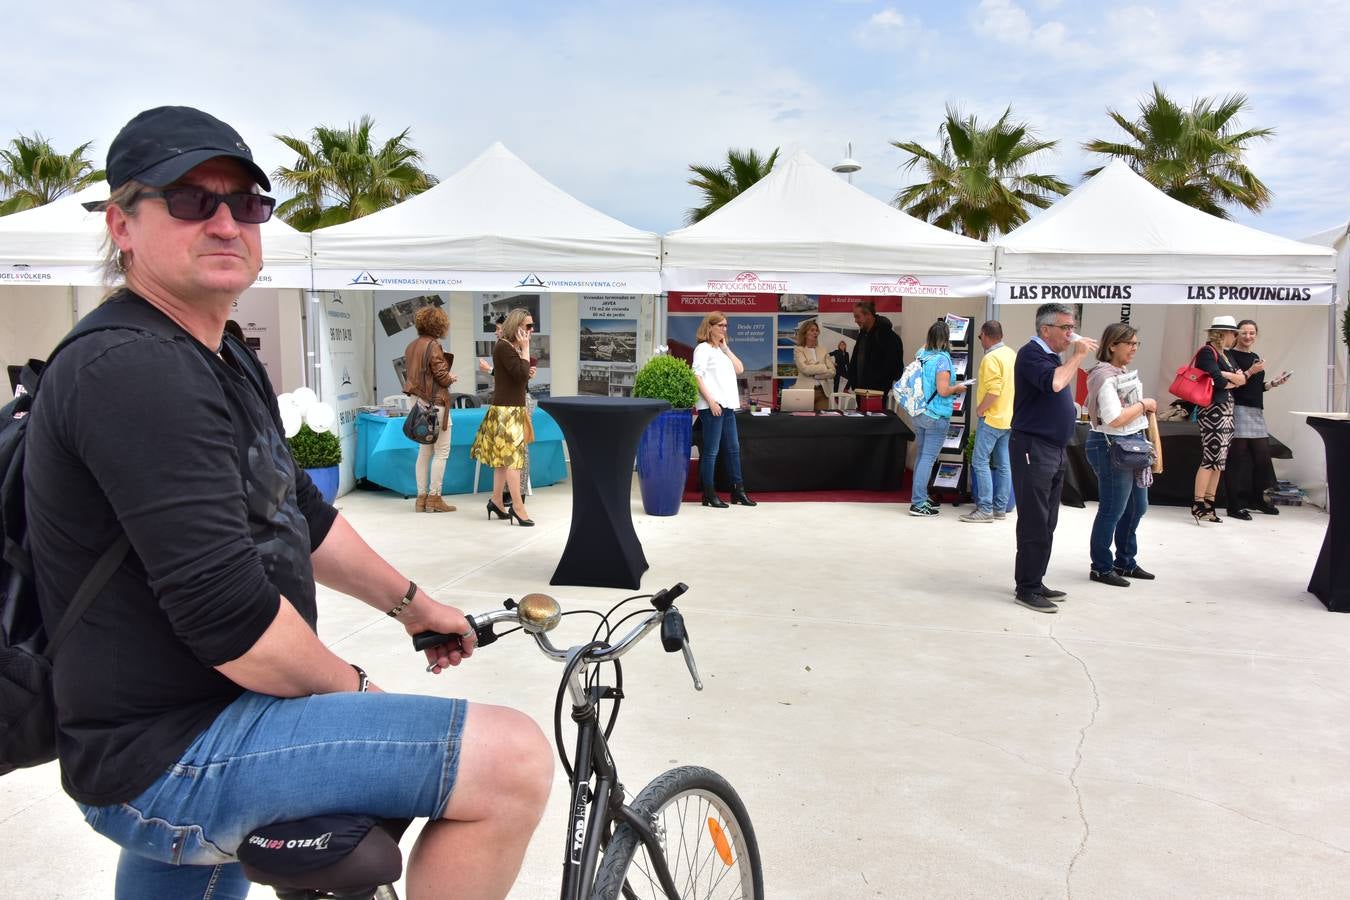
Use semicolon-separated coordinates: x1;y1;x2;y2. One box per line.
387;580;417;618
350;664;369;693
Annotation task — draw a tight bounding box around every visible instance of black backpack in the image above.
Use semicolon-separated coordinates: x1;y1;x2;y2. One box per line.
0;298;211;774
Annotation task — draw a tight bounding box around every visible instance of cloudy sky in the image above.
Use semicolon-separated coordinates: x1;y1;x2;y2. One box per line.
4;0;1345;240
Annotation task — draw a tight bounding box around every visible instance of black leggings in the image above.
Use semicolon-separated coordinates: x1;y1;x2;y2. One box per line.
1225;436;1274;512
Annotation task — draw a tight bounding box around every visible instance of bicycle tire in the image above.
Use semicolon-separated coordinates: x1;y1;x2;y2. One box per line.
592;765;762;900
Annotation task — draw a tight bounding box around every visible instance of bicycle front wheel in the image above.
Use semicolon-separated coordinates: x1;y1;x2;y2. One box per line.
593;765;762;900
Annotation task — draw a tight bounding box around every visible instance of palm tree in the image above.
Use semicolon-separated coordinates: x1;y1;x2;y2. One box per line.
272;116;438;231
0;134;105;215
890;106;1069;240
684;147;779;225
1082;84;1274;218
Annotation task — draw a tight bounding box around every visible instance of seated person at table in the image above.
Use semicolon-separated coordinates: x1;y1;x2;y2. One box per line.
792;319;834;410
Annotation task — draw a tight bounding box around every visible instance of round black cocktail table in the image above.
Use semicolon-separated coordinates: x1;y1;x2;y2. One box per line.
539;396;670;589
1306;415;1349;611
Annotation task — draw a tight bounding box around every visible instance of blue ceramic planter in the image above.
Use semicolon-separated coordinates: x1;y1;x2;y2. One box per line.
306;465;340;503
636;409;693;516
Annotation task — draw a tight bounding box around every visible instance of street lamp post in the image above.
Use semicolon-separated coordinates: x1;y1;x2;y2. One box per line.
831;142;861;184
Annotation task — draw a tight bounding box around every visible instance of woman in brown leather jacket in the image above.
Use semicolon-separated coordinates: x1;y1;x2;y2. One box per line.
403;306;457;512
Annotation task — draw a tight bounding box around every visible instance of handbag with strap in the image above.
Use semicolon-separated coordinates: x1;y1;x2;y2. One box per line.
1106;433;1155;472
1169;348;1214;407
402;340;441;446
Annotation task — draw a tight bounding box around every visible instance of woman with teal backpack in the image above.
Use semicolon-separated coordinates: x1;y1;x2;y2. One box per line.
909;320;968;517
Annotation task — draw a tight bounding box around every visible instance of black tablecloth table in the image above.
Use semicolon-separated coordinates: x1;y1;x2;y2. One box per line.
693;411;914;492
539;396;669;590
1062;421;1292;508
1306;416;1349;612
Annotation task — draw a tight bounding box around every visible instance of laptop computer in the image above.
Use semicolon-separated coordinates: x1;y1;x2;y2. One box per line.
779;387;816;412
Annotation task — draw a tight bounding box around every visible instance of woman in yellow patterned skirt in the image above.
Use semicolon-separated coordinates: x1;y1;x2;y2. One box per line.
471;307;537;526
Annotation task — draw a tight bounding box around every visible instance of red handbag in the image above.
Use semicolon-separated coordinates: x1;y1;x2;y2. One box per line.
1170;349;1214;406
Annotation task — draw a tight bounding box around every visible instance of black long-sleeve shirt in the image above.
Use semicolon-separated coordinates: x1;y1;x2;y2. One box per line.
1228;348;1266;409
1194;344;1238;407
25;292;337;805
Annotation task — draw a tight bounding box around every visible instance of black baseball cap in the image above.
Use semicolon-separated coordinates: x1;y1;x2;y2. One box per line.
106;106;270;191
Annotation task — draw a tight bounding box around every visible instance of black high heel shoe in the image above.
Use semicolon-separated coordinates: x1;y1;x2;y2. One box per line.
508;508;535;527
486;500;510;520
1201;499;1222;523
1191;500;1209;525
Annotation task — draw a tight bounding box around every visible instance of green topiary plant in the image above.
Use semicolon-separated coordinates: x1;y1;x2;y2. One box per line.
287;425;341;469
633;354;699;409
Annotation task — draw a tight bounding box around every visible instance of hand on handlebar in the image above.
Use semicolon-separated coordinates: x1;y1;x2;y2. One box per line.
401;597;477;673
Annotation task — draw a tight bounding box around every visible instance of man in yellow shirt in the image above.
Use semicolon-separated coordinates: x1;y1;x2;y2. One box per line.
961;321;1017;523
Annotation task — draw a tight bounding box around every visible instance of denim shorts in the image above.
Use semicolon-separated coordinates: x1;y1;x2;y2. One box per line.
78;690;468;868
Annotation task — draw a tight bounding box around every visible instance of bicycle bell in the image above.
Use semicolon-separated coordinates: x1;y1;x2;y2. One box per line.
517;593;562;633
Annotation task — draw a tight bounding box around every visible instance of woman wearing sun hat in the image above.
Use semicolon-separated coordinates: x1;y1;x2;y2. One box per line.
1190;315;1249;523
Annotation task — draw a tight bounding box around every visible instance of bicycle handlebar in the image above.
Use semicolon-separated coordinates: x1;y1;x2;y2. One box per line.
410;583;702;690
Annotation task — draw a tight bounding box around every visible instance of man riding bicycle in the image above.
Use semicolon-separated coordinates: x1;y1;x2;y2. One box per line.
24;106;552;899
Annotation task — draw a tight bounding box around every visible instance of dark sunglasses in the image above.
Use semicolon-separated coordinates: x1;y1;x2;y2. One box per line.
137;186;275;224
524;323;536;331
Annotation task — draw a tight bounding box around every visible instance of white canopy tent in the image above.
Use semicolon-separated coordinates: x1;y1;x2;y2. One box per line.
0;182;312;288
660;149;994;298
0;183;312;398
310;142;661;294
1302;221;1349;412
993;159;1338;501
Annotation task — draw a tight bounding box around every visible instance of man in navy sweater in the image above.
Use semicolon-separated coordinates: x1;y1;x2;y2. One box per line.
1010;303;1097;612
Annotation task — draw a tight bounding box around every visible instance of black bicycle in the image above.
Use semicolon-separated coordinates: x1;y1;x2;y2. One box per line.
238;582;763;900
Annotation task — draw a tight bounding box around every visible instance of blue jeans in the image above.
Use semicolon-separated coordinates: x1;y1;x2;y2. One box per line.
1084;430;1150;574
78;690;468;899
698;407;743;487
910;413;948;506
971;420;1011;514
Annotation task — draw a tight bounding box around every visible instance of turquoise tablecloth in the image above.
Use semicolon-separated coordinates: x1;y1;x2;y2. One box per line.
355;408;566;497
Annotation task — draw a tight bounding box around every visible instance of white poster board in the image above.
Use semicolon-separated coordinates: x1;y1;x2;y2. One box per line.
319;292;370;496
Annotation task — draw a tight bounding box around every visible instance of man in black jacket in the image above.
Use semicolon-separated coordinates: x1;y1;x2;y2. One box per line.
25;106;551;898
847;301;904;393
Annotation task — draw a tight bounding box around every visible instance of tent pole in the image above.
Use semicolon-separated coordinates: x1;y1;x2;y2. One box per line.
1329;298;1337;413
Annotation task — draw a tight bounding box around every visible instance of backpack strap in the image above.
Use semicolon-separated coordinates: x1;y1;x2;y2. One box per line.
43;534;130;660
26;293;200;658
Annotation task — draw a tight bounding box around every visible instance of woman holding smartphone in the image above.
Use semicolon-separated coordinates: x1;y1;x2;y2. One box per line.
1225;318;1291;518
692;312;756;508
471;308;538;525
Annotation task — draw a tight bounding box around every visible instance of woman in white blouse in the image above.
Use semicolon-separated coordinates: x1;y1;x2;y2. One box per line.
1084;323;1158;587
692;312;756;508
791;319;834;410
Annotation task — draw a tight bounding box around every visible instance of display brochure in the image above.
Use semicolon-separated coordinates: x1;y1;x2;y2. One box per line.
952;393;965;413
943;424;965;449
951;351;969;377
945;314;970;343
934;461;963;488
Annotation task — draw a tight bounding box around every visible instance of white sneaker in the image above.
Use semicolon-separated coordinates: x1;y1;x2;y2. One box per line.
959;510;994;523
993;510;1007;520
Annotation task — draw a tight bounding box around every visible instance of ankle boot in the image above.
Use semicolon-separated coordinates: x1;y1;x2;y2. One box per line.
415;494;427;512
730;482;757;507
701;486;728;508
425;494;457;513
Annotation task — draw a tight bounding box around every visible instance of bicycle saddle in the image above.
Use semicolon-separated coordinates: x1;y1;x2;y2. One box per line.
237;814;409;899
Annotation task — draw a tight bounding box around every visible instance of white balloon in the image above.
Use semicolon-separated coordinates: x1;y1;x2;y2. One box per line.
280;406;303;439
276;393;300;413
290;387;318;412
305;402;336;433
